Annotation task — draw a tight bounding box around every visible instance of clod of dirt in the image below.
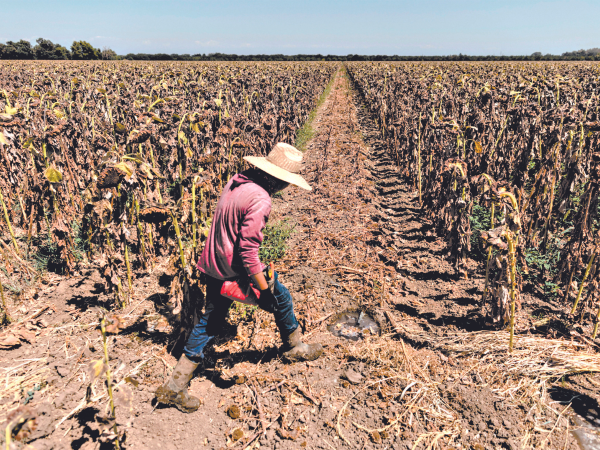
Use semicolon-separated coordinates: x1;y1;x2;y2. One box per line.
0;333;21;349
277;428;298;440
227;405;241;419
371;431;382;444
232;428;244;441
342;368;363;384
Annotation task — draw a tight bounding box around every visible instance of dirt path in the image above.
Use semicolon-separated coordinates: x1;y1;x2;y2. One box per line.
0;68;587;450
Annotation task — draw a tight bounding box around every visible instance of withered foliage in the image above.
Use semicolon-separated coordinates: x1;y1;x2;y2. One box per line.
348;62;600;324
0;61;336;325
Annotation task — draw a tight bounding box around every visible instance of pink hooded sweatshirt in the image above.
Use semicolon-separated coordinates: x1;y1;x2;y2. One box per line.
197;173;270;280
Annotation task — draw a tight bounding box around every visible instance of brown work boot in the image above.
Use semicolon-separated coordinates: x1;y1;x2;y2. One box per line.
155;354;202;413
282;327;324;363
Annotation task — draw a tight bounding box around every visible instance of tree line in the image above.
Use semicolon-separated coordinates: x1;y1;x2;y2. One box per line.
1;39;599;61
0;39;116;60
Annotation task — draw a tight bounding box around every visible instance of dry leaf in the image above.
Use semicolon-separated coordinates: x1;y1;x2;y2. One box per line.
105;315;125;334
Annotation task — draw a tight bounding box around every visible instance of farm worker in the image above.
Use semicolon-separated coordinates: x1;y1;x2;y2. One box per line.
155;143;323;412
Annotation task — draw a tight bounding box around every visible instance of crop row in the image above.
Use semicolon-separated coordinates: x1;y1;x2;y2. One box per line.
347;61;600;342
0;61;337;322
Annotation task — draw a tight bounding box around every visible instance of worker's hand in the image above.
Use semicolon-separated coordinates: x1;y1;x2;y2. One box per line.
250;271;269;291
251;265;276;293
256;286;277;312
251;269;278;312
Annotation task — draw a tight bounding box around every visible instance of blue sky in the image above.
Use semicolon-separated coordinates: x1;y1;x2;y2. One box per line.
2;0;598;55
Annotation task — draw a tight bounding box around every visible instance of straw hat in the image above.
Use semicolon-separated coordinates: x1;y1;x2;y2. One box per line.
243;143;312;191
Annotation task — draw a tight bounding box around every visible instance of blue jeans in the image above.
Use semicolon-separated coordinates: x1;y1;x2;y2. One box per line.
183;271;299;363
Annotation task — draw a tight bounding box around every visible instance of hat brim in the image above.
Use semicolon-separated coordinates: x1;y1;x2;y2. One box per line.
243;156;312;191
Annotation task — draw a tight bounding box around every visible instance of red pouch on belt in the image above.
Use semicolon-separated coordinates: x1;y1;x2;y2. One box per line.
220;279;260;306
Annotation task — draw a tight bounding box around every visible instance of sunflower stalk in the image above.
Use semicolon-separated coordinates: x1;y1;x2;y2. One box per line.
592;265;600;339
117;279;124;308
0;189;19;255
506;230;518;353
571;248;596;315
17;194;27;225
170;213;186;270
26;206;35;259
191;178;198;251
147;225;154;249
0;280;9;325
481;203;496;306
100;317;121;450
134;200;147;269
594;312;600;340
124;245;133;300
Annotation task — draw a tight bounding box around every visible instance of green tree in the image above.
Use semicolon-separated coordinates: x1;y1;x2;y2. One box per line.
71;41;101;60
34;38;70;60
0;40;35;59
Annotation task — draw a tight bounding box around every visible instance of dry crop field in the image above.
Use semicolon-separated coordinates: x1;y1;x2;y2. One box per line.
0;60;335;313
0;60;599;450
347;61;600;336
